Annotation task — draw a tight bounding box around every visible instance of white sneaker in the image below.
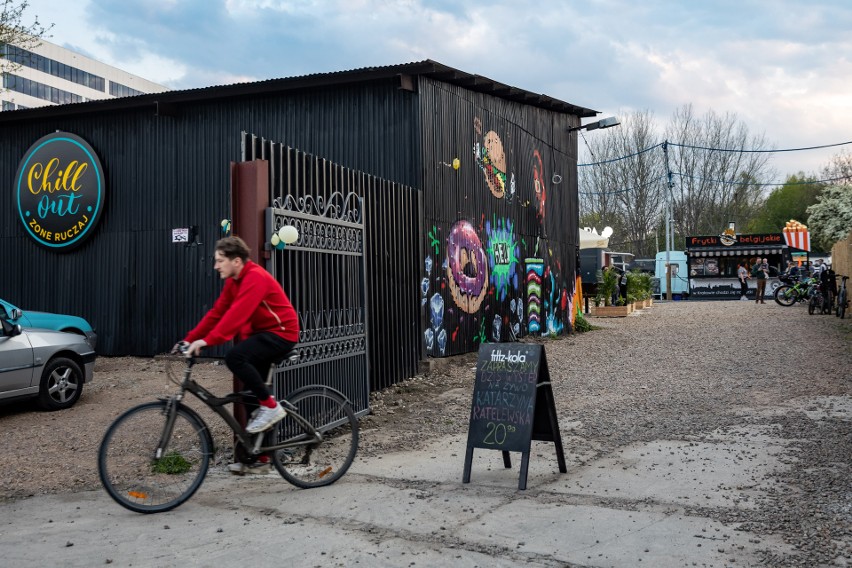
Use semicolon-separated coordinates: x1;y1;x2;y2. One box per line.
246;403;287;433
740;296;748;301
228;462;272;475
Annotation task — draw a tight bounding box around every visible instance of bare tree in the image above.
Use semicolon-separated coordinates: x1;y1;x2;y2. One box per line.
1;0;52;75
665;105;773;238
820;149;852;186
579;110;667;257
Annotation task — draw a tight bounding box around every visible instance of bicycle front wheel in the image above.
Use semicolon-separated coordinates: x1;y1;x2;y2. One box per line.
838;290;847;319
98;401;212;513
774;285;797;306
271;388;359;489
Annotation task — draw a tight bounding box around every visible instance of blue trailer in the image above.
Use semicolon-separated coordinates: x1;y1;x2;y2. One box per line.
655;251;689;299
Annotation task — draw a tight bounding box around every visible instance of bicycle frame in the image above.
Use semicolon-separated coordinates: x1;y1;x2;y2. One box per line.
156;360;322;461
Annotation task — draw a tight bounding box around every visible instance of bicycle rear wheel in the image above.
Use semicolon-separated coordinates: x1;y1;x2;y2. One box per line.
271;387;359;489
98;401;212;513
774;285;797;306
838;289;847;319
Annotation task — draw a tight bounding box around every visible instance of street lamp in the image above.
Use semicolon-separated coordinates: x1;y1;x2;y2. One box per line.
568;116;620;133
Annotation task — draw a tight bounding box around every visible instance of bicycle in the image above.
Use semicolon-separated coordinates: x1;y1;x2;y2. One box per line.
98;352;359;514
837;275;849;319
807;279;828;315
774;275;818;307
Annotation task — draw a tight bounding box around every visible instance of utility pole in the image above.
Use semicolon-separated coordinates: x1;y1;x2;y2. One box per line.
663;141;674;301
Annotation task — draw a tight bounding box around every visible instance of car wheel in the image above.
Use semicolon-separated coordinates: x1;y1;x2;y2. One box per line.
37;357;84;410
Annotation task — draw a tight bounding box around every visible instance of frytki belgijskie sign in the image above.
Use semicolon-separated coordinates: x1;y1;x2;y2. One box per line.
15;132;106;250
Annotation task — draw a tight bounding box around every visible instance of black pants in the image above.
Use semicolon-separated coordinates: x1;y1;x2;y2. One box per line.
224;332;296;402
739;278;748;296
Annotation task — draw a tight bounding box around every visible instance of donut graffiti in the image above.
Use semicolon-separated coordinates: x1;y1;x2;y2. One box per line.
446;220;489;314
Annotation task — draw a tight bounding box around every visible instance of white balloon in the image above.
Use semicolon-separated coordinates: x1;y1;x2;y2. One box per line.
270;233;281;247
278;225;299;244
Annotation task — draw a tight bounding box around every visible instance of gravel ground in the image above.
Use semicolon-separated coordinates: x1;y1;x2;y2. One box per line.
0;299;849;566
364;299;852;567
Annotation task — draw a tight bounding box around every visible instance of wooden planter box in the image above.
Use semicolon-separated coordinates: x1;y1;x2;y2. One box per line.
591;303;634;317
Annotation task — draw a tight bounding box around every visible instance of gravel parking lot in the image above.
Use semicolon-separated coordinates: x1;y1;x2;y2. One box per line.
0;299;849;566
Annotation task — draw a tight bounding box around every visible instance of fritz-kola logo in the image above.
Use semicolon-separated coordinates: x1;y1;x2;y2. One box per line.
490;349;527;363
15;132;106;250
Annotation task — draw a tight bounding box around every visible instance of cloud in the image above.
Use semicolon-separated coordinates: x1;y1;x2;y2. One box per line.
23;0;852;175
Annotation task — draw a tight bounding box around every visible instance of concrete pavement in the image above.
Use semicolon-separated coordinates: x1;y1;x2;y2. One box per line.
5;398;847;567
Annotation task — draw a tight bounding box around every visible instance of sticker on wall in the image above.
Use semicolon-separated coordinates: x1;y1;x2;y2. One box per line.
15;132;106;251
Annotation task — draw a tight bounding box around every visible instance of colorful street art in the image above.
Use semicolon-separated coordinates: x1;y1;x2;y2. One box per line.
485;216;520;301
526;258;544;334
420;109;577;357
446;219;489;314
474;128;507;199
532;149;546;221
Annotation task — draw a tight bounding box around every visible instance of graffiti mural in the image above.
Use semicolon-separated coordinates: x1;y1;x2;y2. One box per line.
526;258;543;334
474;117;507;199
446;219;489;314
532;149;546;221
485;216;520;301
421;90;578;357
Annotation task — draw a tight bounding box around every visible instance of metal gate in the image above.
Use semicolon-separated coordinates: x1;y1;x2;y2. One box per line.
264;190;369;416
241;132;370;416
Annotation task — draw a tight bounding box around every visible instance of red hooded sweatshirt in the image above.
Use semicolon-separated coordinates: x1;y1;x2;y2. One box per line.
184;260;299;346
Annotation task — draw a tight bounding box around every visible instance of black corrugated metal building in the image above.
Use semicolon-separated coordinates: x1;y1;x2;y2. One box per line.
1;60;595;388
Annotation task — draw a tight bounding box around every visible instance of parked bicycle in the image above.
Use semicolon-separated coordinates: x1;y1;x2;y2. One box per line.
807;278;829;315
98;352;359;513
837;275;849;319
773;275;818;307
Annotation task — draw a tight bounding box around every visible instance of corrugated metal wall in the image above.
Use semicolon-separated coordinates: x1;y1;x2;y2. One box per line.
417;78;579;357
1;74;581;369
0;79;420;356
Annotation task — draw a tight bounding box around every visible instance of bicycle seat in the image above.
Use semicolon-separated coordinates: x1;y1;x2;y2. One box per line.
264;352;300;386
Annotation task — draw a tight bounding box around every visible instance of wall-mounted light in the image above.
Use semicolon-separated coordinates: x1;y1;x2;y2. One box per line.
568;116;620;133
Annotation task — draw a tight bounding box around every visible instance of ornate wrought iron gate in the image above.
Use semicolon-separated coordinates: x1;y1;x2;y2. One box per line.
264;191;369;416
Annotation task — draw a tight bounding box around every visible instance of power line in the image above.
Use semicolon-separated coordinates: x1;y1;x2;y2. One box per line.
669;139;852;153
578;139;852;168
577;143;663;167
672;172;852;187
578;175;667;196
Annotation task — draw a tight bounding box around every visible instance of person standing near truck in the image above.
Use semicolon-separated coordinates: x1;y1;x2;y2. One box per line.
737;261;749;301
752;258;767;304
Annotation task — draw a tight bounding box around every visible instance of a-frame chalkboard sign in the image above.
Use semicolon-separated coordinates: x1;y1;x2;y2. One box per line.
462;343;567;490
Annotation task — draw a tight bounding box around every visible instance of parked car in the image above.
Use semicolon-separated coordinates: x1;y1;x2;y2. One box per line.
0;298;96;349
0;316;96;410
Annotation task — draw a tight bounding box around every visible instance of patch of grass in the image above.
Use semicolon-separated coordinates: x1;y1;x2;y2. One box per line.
573;309;598;332
152;451;193;474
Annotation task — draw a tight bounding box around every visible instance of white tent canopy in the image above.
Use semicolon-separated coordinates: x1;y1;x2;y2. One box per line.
580;226;612;250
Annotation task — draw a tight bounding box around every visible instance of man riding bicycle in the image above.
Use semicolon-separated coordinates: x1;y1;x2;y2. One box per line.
176;236;299;436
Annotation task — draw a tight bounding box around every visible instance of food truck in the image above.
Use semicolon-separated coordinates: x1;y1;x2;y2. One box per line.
655;251;689;299
684;227;809;300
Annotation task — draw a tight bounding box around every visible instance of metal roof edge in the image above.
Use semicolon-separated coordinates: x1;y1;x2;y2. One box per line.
0;59;598;123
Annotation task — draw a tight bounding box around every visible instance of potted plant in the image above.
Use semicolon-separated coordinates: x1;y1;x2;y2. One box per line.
591;268;634;317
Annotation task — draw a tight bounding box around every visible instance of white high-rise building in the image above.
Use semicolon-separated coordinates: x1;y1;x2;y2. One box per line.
1;38;168;111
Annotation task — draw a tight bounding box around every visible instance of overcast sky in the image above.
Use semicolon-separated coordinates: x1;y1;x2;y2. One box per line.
23;0;852;179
